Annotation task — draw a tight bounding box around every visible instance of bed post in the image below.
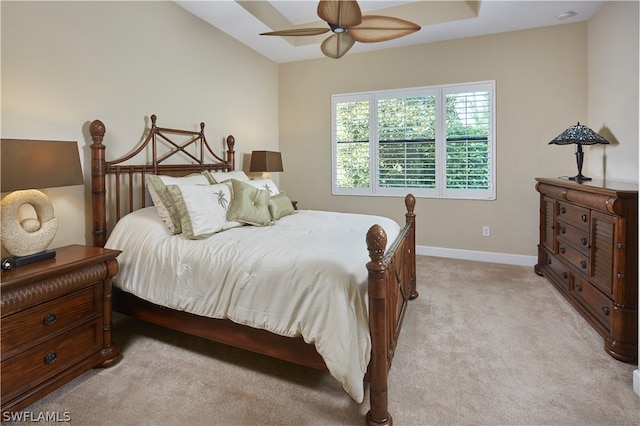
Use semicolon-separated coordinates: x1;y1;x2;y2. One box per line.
405;194;418;300
90;119;107;247
366;224;391;426
226;135;235;171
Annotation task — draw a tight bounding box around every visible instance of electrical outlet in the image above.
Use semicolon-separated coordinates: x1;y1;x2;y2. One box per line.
482;226;491;237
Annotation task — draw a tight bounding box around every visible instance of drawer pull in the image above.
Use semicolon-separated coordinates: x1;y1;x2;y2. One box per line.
580;237;588;246
601;306;610;316
43;313;57;326
576;283;582;292
44;351;57;365
560;247;565;254
560;207;566;214
580;260;587;269
581;214;588;222
560;227;566;234
561;272;568;279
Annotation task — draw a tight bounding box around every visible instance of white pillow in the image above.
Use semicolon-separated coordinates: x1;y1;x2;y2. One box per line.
166;183;242;239
245;178;279;196
206;170;250;183
146;173;210;234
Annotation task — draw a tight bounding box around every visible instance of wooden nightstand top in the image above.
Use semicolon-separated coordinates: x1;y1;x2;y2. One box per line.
1;245;121;290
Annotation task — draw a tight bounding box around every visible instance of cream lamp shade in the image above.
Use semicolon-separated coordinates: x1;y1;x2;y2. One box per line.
1;139;84;267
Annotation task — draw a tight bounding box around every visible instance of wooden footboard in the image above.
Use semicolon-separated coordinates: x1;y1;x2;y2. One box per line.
89;117;417;425
366;194;417;426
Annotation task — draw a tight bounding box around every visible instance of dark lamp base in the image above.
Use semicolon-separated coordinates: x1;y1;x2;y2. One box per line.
569;174;592;182
1;250;56;271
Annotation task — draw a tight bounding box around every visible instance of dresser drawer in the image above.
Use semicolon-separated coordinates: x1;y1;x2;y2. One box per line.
1;286;101;355
540;249;570;292
1;320;102;401
558;242;589;275
556;222;590;254
571;277;612;330
557;201;590;228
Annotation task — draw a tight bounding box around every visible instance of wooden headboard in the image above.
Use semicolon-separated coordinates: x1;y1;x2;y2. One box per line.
89;115;236;247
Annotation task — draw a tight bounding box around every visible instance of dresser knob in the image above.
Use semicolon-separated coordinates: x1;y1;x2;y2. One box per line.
43;313;57;326
580;260;587;269
601;306;610;316
575;283;582;292
44;351;57;365
560;207;566;214
581;214;588;222
616;273;624;279
561;272;568;279
560;227;566;234
560;247;565;254
580;237;588;246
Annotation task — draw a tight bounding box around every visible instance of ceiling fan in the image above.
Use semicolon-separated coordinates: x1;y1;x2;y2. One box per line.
260;0;421;59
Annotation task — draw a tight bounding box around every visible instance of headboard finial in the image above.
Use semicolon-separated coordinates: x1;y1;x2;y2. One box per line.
90;119;106;140
151;114;157;127
200;122;205;132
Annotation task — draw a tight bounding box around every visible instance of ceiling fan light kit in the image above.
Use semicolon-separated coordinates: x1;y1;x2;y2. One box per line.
260;0;421;59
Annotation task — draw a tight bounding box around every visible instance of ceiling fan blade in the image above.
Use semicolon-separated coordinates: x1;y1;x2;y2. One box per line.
260;28;330;37
321;32;355;59
348;15;421;43
317;0;361;27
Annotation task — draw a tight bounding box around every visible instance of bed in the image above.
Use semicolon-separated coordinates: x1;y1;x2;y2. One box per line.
89;115;418;426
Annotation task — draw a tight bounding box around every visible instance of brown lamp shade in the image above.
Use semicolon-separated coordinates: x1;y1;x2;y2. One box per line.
249;151;283;173
1;139;84;192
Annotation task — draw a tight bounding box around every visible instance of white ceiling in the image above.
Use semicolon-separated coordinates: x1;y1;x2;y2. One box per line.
175;1;606;63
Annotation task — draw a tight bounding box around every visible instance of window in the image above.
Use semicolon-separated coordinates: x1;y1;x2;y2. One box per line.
332;81;495;199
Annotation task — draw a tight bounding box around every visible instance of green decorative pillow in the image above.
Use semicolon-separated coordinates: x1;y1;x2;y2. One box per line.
227;179;272;226
268;192;295;220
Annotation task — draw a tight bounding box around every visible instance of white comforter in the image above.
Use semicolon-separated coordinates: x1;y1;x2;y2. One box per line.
105;207;401;403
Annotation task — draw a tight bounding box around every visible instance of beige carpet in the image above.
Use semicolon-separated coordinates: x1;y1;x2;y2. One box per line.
10;256;639;425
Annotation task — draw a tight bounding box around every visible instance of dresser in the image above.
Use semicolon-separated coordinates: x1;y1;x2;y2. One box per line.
1;245;122;414
534;178;638;362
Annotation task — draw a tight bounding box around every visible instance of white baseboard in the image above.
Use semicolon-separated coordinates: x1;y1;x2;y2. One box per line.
417;245;537;267
634;369;640;397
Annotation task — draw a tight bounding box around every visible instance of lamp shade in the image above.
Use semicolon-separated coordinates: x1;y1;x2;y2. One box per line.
548;122;610;146
547;122;609;182
1;139;84;192
249;151;283;173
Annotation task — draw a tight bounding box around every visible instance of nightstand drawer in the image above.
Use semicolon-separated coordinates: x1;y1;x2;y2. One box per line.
1;320;102;400
1;285;101;354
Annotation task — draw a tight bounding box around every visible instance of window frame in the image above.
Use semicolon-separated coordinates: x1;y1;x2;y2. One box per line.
331;80;496;200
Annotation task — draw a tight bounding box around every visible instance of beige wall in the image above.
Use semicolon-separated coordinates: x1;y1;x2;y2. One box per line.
586;0;639;182
2;2;637;262
279;23;590;260
1;1;279;251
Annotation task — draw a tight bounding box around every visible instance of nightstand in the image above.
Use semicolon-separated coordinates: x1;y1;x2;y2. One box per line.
1;245;122;414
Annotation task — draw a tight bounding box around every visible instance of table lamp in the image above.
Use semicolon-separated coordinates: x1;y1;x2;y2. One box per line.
1;139;84;268
548;122;610;181
249;150;283;179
